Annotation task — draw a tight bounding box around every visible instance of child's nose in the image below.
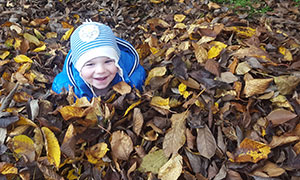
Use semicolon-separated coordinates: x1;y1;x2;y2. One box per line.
95;64;106;74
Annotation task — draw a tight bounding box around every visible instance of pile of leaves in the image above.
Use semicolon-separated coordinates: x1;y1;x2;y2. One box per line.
0;0;300;179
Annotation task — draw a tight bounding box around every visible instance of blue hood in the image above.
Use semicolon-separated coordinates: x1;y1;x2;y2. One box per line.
52;38;146;100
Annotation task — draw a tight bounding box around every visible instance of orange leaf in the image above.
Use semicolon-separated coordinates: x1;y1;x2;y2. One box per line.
232;138;271;163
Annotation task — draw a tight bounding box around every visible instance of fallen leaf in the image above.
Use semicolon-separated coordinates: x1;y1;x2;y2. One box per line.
274;75;300;95
174;14;186;22
58;106;85;120
138;149;168;174
61;27;74;41
243;78;273;97
197;124;216;159
207;41;227;59
150;96;170;110
113;81;131;95
279;46;293;61
23;32;40;46
231;138;271;163
0;51;10;60
11;135;36;162
0;162;18;175
192;42;208;64
42;127;61;168
14;54;33;63
269;135;299;148
145;66;167;85
235;62;251;75
158;154;183;180
124;99;142;116
110;130;133;160
266;108;297;126
133;108;144;136
163;112;187;157
261;161;285;177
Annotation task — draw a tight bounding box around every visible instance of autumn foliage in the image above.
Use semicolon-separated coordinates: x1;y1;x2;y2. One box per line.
0;0;300;179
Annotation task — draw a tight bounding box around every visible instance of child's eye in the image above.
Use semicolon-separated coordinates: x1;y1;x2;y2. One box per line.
105;59;114;64
84;63;95;67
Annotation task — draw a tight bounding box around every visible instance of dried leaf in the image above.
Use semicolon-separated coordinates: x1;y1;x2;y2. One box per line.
110;130;133;160
33;44;46;52
158;154;183;180
269;135;299;148
0;51;10;60
58;106;85;120
11;135;35;162
279;46;293;61
61;27;74;41
235;62;251;75
86;142;109;164
207;41;227;59
14;54;33;63
266;108;297;126
34;127;43;158
274;75;300;95
197;124;216;159
261;161;285;177
243;78;273;97
124;99;142;116
163;112;187;157
113;81;131;95
192;42;208;64
174;14;186;22
23;32;40;46
138;149;168;174
0;162;18;175
133;108;144;136
150;96;170;110
145;66;167;85
231;138;271;163
42;127;61;168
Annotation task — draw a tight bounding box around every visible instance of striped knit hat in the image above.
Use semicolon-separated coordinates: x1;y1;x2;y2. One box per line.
70;22;121;71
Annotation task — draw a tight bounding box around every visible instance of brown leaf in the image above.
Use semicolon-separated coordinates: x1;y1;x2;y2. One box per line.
192;42;208;64
261;161;285;177
243;78;273;97
113;81;132;95
266;108;297;126
158;154;182;180
133;108;144;136
163;112;187;157
110;130;133;160
196;124;216;159
269;135;299;148
205;59;220;77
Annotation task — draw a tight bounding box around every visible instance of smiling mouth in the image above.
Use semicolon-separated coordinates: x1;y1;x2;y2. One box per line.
94;77;108;81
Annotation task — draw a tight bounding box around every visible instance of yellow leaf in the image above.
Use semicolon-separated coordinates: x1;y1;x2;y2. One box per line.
58;106;85;120
67;169;79;180
0;163;18;175
61;27;74;41
279;46;293;61
12;135;36;162
5;38;14;48
88;142;109;160
34;29;44;39
150;96;170;110
173;23;186;29
15;116;37;127
145;66;167;85
0;51;10;60
233;138;271;163
174;14;186;23
150;0;164;3
123;99;142;116
42;127;61;168
46;32;57;39
207;41;227;59
23;32;40;46
229;26;256;37
33;44;46;52
14;54;33;63
158;154;183;180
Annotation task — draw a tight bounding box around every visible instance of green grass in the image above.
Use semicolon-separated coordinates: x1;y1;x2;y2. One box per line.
211;0;299;17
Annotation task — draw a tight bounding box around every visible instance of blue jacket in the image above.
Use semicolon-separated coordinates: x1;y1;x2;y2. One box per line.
52;38;146;100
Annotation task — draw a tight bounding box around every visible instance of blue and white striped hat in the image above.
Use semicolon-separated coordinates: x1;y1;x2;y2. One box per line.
70;22;121;71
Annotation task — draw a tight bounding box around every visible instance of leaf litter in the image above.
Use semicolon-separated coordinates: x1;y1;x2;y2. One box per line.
0;0;300;179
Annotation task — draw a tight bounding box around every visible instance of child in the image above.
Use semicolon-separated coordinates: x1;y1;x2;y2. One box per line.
52;21;146;100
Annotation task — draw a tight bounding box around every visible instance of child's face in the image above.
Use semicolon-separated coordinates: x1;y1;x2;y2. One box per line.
80;56;118;90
